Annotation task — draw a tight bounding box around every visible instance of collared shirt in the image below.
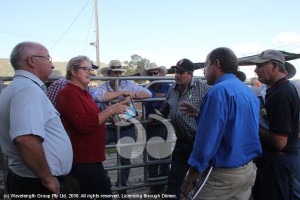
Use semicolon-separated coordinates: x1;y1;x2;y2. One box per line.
92;80;152;103
0;70;73;177
166;78;210;139
47;78;69;107
56;83;106;163
188;74;262;173
264;77;299;154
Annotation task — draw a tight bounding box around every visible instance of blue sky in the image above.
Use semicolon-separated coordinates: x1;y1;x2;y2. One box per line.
1;0;300;79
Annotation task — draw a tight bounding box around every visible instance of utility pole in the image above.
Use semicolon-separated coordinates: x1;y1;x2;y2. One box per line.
94;0;100;69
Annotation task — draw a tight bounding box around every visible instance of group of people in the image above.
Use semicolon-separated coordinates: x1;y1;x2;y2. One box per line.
0;41;299;200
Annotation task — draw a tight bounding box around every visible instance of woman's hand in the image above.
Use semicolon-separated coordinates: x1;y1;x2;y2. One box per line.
110;103;127;115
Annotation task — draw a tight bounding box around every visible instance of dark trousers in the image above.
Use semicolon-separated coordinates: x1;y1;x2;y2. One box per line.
146;124;170;180
7;169;67;200
165;139;194;200
290;140;300;199
71;162;112;200
106;126;135;187
252;152;297;200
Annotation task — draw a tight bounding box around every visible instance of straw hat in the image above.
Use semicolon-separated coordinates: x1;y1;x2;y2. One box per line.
140;62;167;76
100;60;127;76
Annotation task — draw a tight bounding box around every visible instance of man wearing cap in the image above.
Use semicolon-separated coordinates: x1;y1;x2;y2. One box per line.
162;58;210;199
259;61;297;102
140;62;171;194
251;50;299;200
92;60;151;197
181;47;261;200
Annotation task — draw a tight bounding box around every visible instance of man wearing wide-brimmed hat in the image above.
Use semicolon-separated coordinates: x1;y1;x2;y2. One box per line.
252;49;299;200
140;62;171;194
92;59;151;197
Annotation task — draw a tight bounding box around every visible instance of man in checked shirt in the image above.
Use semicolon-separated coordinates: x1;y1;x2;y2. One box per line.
163;58;210;199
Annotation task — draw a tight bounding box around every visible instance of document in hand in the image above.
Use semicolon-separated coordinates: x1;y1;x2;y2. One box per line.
113;98;138;126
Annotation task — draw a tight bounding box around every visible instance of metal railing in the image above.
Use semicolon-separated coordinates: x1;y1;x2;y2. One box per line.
0;75;206;194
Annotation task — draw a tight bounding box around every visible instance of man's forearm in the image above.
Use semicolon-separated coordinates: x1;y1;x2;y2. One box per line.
259;127;287;151
135;92;151;99
103;91;123;102
14;135;55;181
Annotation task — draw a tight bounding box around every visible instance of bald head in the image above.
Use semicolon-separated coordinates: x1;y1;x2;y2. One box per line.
10;42;45;70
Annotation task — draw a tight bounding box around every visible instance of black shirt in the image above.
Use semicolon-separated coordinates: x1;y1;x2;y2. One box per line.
264;77;299;154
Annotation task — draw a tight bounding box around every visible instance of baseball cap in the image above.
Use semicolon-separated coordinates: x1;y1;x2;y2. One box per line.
171;58;194;72
252;49;285;64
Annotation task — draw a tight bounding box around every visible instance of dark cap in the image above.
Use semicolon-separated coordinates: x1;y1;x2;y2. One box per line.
92;62;99;69
171;58;194;72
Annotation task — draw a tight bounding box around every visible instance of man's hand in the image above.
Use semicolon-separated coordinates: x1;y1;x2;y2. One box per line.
179;102;198;117
181;180;194;198
122;91;137;98
41;176;60;199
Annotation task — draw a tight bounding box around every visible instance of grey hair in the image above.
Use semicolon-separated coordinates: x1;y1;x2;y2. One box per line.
10;42;41;70
65;55;91;80
250;77;259;86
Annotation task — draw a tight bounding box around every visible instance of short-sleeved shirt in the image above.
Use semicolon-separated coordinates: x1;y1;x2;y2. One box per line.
0;70;73;177
264;77;299;154
166;78;210;139
92;80;151;103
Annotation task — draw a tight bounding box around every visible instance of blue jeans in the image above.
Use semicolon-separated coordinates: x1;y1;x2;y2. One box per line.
165;139;194;200
146;124;170;180
106;126;135;186
290;140;300;199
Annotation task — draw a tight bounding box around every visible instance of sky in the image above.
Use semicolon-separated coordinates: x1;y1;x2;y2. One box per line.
1;0;300;79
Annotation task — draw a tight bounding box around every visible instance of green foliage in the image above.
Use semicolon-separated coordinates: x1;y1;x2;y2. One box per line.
0;55;151;84
123;54;150;83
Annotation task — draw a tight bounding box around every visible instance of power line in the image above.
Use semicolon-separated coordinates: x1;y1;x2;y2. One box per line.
83;5;95;52
50;0;90;50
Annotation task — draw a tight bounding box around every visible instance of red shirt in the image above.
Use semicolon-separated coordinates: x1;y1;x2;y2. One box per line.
56;83;106;163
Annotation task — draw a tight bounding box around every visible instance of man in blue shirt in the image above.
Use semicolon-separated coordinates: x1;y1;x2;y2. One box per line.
181;47;262;200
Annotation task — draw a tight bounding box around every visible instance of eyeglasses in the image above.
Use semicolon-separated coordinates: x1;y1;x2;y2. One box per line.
202;64;209;71
77;66;94;72
148;72;159;76
31;55;52;63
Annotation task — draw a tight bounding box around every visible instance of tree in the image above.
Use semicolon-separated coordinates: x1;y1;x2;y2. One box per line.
125;54;150;76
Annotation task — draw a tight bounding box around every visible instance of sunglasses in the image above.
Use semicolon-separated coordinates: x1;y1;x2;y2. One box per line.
148;72;159;76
